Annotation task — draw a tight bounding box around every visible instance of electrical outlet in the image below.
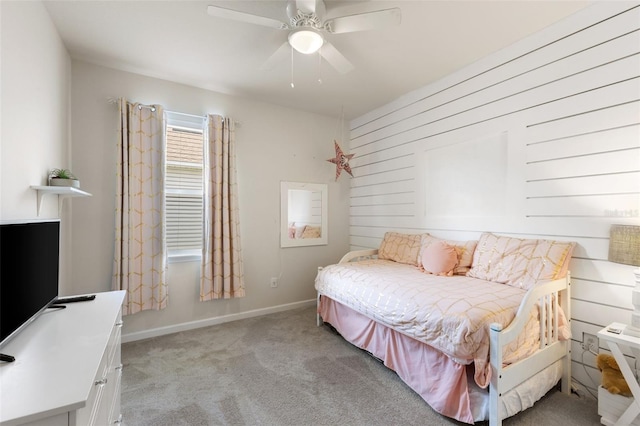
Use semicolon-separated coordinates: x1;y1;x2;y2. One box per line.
582;332;598;353
270;277;278;288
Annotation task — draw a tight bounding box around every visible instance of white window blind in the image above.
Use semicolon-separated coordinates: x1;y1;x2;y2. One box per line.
165;113;205;258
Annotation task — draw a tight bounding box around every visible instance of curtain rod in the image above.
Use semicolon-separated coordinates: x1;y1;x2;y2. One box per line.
107;98;241;126
107;97;156;111
167;110;242;127
139;104;156;111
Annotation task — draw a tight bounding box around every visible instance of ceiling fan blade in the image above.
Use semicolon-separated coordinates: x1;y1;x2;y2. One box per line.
320;42;354;74
259;41;291;71
207;5;289;30
324;8;401;34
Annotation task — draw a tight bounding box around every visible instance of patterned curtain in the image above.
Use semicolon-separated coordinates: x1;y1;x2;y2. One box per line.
201;114;245;300
113;98;168;315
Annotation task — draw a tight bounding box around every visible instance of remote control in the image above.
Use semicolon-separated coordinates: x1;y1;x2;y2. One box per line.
55;295;96;304
0;353;15;363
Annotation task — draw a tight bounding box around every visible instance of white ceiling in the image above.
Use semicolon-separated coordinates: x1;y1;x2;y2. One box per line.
43;0;590;120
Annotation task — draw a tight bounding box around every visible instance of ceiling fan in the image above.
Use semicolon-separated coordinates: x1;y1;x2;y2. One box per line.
207;0;401;74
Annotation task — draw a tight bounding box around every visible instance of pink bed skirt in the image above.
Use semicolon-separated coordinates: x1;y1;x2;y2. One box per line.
318;296;476;424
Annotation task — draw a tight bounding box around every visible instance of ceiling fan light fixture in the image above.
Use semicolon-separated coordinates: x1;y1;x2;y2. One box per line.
288;29;324;54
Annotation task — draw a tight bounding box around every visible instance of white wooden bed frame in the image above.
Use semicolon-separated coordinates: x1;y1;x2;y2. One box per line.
316;249;572;426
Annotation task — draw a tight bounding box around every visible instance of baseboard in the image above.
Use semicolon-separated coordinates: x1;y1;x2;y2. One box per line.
122;299;316;343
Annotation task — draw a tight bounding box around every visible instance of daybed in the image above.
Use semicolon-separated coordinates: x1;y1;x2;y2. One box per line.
315;232;575;426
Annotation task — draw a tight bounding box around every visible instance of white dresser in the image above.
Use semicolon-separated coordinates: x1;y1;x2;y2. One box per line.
0;290;125;426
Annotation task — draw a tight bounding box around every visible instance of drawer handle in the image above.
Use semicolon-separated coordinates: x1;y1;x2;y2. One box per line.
115;363;124;371
94;378;108;386
116;321;124;327
113;414;123;424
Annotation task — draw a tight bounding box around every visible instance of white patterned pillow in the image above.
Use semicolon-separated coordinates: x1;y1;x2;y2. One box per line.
467;232;575;290
378;232;425;266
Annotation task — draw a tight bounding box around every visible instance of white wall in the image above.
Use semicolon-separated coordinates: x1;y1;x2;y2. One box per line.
348;1;640;398
69;61;350;340
0;1;72;289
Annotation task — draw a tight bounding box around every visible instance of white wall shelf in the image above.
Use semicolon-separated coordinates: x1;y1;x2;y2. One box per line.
31;185;92;216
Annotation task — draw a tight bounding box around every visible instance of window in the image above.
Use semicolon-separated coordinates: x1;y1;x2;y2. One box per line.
165;112;205;261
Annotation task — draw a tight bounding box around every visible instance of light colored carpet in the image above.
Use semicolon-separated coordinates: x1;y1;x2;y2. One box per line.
121;306;599;425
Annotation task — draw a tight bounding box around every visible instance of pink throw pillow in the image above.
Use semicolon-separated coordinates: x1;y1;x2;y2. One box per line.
419;234;477;275
421;241;458;276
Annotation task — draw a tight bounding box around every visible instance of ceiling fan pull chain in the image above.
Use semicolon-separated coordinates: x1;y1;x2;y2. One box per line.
318;47;322;85
335;104;344;141
290;45;295;89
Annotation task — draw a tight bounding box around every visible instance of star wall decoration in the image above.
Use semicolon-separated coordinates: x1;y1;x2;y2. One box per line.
327;141;354;181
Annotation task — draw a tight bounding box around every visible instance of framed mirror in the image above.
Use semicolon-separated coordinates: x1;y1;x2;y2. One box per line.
280;181;328;248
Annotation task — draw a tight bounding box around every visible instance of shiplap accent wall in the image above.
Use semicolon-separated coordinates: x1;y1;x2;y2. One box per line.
347;1;640;398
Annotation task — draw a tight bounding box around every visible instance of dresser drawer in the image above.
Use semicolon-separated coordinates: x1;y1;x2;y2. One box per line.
106;310;123;424
71;309;122;426
108;363;123;425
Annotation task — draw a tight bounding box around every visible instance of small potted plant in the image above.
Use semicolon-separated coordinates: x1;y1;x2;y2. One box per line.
49;168;80;188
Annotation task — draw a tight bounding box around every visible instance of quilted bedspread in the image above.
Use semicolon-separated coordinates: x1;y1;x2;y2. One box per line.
315;259;544;387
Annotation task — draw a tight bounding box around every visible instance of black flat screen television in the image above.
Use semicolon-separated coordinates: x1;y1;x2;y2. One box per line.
0;219;60;349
